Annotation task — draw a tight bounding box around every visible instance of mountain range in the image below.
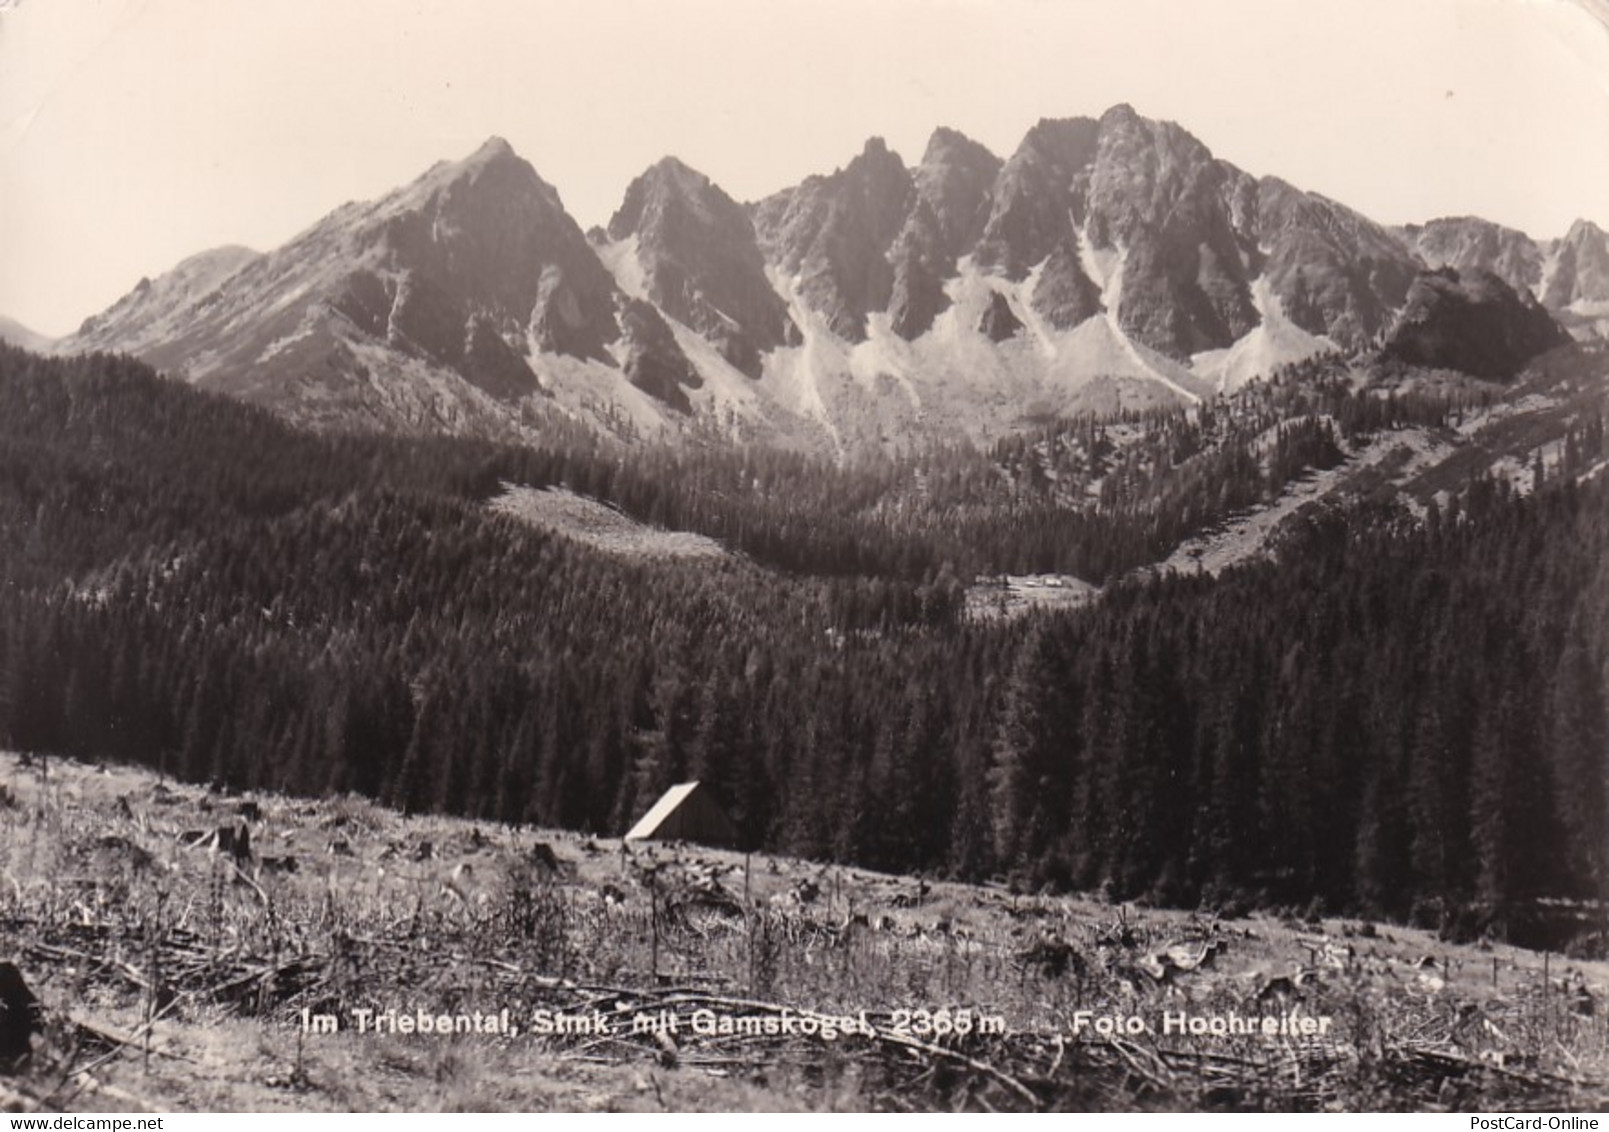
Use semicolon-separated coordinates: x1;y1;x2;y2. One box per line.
52;105;1604;451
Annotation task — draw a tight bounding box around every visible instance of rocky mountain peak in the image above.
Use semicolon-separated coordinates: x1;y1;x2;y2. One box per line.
1076;110;1260;356
1098;102;1141;127
752;139;914;342
1544;217;1609;311
1086;106;1221;243
913;127;1000;254
1565;218;1607;244
607;155;720;240
1252;176;1418;348
1024;115;1102;150
973;117;1099;280
465;135;516;164
1402;216;1543;299
921;127;989;164
646;154;704;185
55;113;1601;448
608;155;795;376
884;127;1004;340
369;140;618;362
57;138;632;432
836;137;913;212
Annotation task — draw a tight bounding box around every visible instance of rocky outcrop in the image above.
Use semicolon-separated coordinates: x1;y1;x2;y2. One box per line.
978;291;1024;341
1544;219;1609;310
912;127;1001;260
608;157;795;376
1083;106;1258;357
753;138;914;342
619;298;699;414
378;137;618;362
972;106;1263;358
974;117;1100;280
887;129;1002;340
1030;241;1103;329
888;201;952;340
1383;267;1568;379
371;273;538;401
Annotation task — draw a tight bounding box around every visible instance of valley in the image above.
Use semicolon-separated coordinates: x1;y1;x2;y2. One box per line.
3;100;1609;1115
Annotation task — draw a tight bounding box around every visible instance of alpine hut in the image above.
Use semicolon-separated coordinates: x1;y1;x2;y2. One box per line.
625;781;736;847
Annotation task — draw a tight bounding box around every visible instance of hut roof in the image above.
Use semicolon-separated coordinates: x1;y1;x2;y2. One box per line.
625;781;735;846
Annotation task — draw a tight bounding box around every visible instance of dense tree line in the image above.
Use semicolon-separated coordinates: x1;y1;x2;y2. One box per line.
1;344;1604;942
987;480;1608;933
0;346;1502;592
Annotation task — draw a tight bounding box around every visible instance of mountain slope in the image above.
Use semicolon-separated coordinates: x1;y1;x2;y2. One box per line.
69;245;261;355
1247;178;1419;347
0;315;56;353
58;140;639;435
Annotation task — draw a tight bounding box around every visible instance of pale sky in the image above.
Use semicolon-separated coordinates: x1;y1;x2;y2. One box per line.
2;0;1607;337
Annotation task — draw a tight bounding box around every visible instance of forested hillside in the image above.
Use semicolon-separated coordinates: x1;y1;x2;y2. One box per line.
1;345;1604;943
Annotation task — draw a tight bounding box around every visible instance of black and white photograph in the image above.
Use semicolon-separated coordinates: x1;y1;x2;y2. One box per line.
2;0;1608;1115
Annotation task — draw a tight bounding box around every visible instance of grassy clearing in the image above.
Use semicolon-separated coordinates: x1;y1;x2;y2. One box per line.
489;484;729;561
2;750;1606;1112
965;575;1099;621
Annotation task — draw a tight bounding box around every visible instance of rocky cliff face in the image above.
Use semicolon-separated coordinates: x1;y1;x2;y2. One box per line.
977;291;1024;341
911;128;1002;260
1250;178;1420;348
608;157;796;376
1402;217;1544;298
58;110;1585;450
752;138;914;342
618;297;700;413
1083;105;1260;357
376;137;620;363
974;117;1100;281
1030;242;1104;330
1544;219;1609;310
887;202;953;341
887;129;1002;340
966;106;1420;359
1400;216;1609;319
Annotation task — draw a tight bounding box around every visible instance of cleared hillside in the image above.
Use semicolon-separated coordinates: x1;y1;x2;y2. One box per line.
3;751;1605;1112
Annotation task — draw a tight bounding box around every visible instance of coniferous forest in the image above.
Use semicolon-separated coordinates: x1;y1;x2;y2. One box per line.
1;344;1606;944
